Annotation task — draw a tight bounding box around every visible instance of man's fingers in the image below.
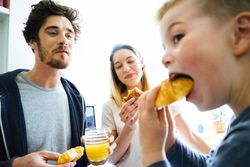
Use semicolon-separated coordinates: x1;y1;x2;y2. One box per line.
39;151;61;160
80;136;85;143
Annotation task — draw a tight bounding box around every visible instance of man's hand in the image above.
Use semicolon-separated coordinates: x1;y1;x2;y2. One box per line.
12;151;76;167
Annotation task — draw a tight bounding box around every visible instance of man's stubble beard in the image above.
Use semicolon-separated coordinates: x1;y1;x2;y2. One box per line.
37;43;70;69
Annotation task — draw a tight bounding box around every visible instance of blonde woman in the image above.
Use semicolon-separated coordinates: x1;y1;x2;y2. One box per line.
102;44;210;167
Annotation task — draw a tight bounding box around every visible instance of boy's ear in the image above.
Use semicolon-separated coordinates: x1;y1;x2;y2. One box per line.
233;13;250;57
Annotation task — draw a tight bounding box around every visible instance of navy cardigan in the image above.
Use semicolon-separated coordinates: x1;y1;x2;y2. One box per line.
0;69;89;167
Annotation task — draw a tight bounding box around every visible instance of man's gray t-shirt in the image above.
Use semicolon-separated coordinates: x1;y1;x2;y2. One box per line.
16;72;71;154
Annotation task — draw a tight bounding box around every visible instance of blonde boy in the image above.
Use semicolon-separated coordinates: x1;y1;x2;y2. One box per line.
139;0;250;166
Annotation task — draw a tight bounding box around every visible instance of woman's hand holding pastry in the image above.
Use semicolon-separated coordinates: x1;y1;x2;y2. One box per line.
119;97;138;129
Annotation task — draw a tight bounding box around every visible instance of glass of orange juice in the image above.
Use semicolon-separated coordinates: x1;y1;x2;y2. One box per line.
84;128;109;166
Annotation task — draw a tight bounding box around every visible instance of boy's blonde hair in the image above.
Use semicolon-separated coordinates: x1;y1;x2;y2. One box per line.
157;0;250;22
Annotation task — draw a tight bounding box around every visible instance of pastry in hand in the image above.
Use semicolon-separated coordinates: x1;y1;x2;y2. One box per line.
57;146;84;164
123;87;143;102
155;76;193;107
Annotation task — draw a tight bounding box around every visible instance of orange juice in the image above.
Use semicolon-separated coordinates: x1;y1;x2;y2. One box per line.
85;141;109;165
84;128;110;165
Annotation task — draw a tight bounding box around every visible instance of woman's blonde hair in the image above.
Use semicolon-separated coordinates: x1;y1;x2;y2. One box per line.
109;44;150;107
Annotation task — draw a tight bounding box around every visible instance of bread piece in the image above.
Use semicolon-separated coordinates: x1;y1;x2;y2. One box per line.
123;87;143;102
155;77;193;107
57;146;84;164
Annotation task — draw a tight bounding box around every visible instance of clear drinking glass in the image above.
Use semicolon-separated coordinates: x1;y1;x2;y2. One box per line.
84;128;109;166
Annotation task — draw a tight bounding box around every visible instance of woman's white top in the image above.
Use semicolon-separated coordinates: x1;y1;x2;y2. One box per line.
101;99;142;167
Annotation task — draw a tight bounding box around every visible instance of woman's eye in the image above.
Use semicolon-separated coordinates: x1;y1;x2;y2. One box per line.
114;64;122;69
128;60;135;64
173;34;184;44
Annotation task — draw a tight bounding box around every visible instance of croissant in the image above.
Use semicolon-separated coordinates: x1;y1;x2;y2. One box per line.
123;87;143;102
155;77;193;107
57;146;84;164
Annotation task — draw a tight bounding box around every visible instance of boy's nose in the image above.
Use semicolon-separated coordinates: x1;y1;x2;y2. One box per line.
162;51;174;68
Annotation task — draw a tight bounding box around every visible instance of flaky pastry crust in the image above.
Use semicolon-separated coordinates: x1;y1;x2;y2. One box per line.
155;77;193;107
123;87;143;102
57;146;84;164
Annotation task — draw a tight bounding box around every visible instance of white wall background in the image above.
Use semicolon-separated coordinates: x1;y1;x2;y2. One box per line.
8;0;167;127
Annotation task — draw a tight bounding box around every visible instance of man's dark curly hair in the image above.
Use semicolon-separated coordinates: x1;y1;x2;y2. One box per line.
23;0;81;44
